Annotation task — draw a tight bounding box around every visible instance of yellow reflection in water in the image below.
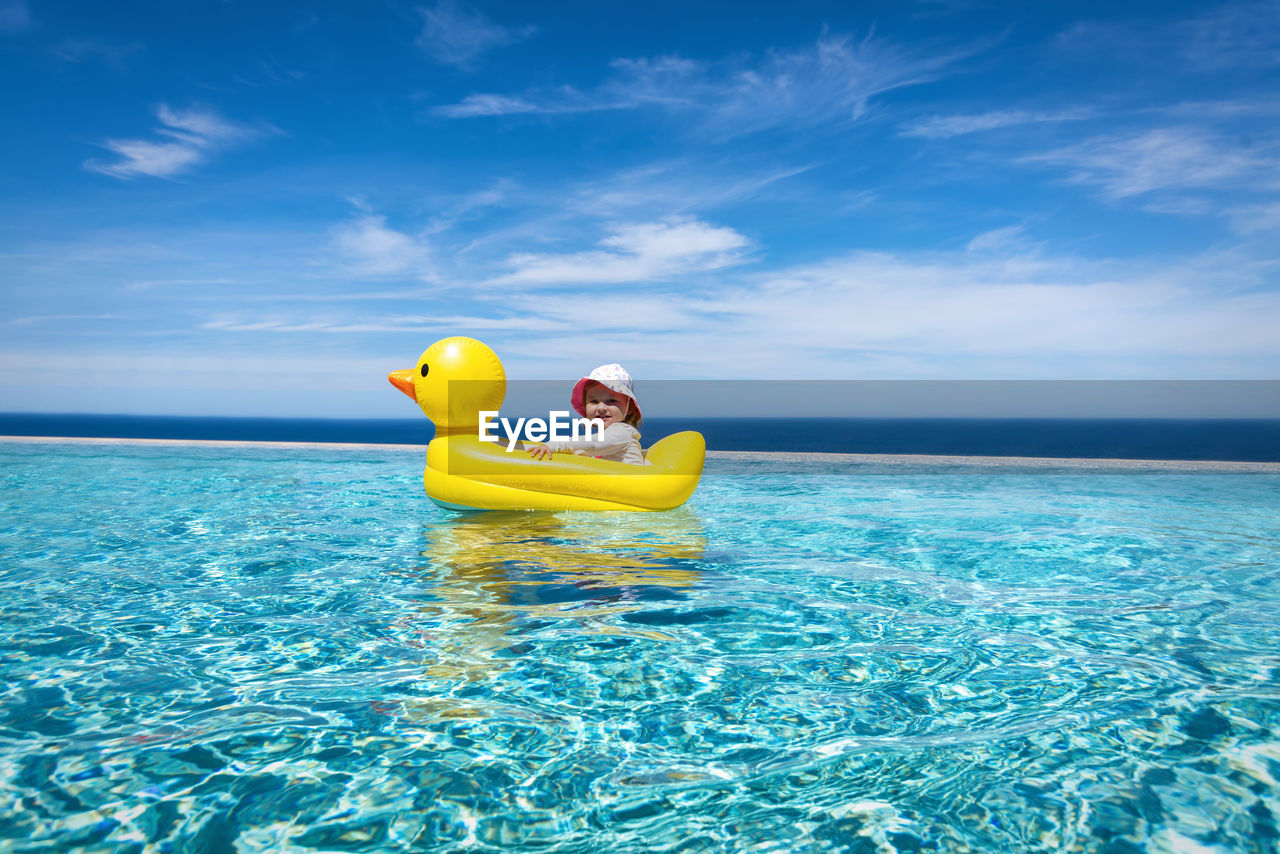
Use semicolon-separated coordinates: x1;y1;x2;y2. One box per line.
395;510;707;700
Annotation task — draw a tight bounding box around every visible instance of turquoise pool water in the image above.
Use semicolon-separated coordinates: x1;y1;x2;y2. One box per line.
2;440;1278;852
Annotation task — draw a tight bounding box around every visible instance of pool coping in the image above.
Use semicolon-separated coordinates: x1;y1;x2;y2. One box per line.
3;434;1279;472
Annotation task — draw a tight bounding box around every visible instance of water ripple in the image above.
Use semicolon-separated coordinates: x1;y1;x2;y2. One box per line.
1;441;1278;851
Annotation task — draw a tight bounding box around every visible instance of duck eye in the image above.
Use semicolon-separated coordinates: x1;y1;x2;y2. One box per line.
420;363;429;377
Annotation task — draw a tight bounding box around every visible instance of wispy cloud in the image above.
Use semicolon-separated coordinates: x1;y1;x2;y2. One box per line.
1226;202;1280;235
433;32;968;138
564;161;815;218
13;218;1277;386
966;224;1030;253
9;313;124;327
86;140;205;180
0;0;31;33
1177;0;1280;70
431;57;700;118
436;93;542;118
1020;127;1280;199
496;245;1280;379
331;213;433;278
1057;1;1280;73
492;217;751;285
93;234;1278;382
699;35;969;137
899;108;1094;139
124;277;239;293
374;161;811;270
231;57;305;88
1157;98;1280;120
52;38;142;65
85;104;271;179
200;314;562;334
415;0;535;68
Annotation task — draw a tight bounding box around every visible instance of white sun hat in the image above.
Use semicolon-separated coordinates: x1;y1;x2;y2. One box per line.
571;363;641;421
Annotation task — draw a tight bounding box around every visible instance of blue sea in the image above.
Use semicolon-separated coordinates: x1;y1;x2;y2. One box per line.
1;438;1279;851
2;413;1279;461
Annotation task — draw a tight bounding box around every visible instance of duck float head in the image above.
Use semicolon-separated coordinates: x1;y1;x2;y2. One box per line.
388;337;506;435
390;337;705;512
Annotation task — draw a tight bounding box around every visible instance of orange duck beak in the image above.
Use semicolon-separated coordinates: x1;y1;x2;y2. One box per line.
388;370;416;401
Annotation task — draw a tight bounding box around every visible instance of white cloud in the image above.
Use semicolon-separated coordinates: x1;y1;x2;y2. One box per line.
87;140;204;180
1227;202;1280;234
899;109;1094;139
416;0;534;68
200;314;563;333
1158;98;1280;120
966;225;1028;253
499;294;713;333
123;277;238;292
433;32;968;138
698;34;966;137
0;0;30;33
1140;197;1219;217
332;215;432;278
153;104;256;144
85;104;269;179
7;222;1279;401
493;217;751;285
434;93;542;118
9;313;124;327
529;160;814;221
601;219;745;257
494;242;1280;380
1021;127;1280;199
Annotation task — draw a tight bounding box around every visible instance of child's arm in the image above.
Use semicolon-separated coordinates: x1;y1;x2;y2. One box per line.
528;423;637;459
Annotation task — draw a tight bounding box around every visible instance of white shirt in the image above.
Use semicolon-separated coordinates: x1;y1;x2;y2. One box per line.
546;422;648;465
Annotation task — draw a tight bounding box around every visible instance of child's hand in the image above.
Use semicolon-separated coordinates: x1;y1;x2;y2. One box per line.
528;444;553;460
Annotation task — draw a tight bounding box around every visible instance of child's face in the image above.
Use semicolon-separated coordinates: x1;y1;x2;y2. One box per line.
582;382;629;427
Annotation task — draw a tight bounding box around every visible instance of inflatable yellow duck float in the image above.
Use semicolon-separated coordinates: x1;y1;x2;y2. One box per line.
388;337;705;511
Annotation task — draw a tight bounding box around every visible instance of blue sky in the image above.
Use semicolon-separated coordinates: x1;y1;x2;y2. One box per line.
1;0;1278;417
